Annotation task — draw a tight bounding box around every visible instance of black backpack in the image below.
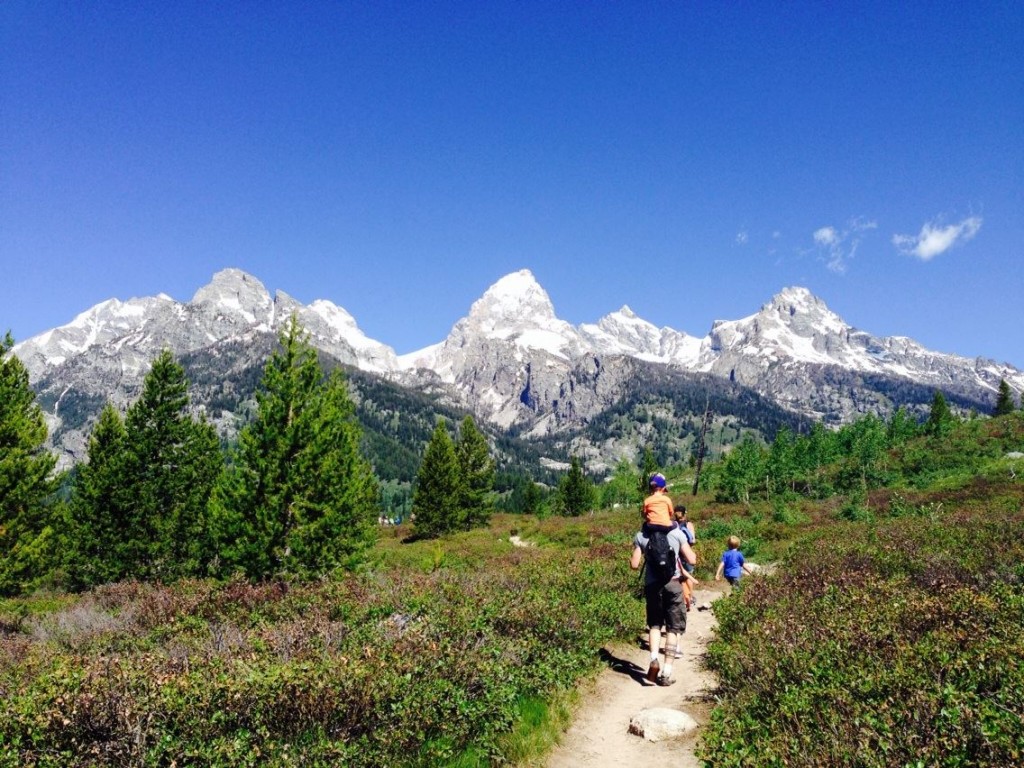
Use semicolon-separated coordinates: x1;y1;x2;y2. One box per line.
645;530;676;584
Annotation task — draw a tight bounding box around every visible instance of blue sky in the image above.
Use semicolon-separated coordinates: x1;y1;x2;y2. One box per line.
3;2;1022;365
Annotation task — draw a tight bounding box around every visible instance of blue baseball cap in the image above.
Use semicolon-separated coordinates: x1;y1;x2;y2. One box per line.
649;473;666;488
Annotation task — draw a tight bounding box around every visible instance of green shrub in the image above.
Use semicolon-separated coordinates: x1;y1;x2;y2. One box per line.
700;497;1024;768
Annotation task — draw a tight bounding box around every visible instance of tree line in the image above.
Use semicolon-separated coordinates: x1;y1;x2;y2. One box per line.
5;317;1020;596
2;317;623;596
702;385;1023;508
1;318;386;594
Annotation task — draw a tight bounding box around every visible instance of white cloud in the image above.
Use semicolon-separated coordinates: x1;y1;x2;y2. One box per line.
811;219;877;274
892;215;982;261
735;231;748;245
813;226;838;246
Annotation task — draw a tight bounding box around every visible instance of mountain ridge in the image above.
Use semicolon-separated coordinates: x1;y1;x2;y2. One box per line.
10;267;1024;471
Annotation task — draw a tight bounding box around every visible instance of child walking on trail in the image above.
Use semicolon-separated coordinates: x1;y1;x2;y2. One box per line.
641;473;677;536
715;535;753;586
674;505;697;610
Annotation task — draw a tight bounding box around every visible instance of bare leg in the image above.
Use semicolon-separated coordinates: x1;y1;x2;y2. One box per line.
646;626;662;681
664;631;678;668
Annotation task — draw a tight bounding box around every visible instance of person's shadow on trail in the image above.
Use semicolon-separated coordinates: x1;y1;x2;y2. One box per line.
598;648;649;686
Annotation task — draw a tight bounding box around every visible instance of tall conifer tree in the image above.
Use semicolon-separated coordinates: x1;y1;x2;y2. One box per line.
412;419;463;538
210;316;377;577
66;404;128;586
926;390;954;437
285;368;379;573
455;415;494;530
994;379;1016;416
0;334;58;595
557;455;594;516
116;349;221;580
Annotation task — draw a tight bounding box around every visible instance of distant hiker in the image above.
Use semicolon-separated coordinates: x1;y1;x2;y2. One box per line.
715;535;753;586
641;473;677;536
630;522;696;686
674;505;697;610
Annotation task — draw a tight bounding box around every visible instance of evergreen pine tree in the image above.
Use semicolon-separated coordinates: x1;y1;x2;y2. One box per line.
284;368;379;573
210;316;378;578
117;349;222;580
994;379;1016;416
455;415;494;530
925;390;954;437
638;446;658;498
557;455;594;516
0;334;58;595
66;404;128;587
412;419;463;538
523;478;545;515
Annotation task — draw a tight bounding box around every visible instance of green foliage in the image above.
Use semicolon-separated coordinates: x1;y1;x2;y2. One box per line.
599;457;644;510
700;497;1024;768
412;416;498;536
67;350;223;584
455;416;495;529
126;350;222;580
926;389;955;437
0;511;638;767
555;456;595;516
638;446;658;498
713;435;766;504
65;404;128;587
994;378;1017;416
209;317;378;578
412;419;464;538
0;334;60;595
886;405;920;445
495;473;550;514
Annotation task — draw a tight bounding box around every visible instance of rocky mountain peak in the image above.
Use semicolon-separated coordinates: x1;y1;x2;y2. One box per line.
760;285;846;337
467;269;557;330
191;268;274;327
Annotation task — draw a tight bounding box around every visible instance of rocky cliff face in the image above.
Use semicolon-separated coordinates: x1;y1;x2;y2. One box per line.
12;268;1024;469
15;269;399;466
400;277;1021;431
692;286;1020;421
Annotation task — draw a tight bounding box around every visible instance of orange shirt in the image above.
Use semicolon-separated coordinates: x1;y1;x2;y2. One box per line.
643;491;674;527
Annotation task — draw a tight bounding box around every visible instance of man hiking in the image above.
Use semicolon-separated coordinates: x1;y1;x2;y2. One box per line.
630;517;696;686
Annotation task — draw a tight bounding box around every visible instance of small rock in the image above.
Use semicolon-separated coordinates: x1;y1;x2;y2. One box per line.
628;707;699;742
697;602;712;611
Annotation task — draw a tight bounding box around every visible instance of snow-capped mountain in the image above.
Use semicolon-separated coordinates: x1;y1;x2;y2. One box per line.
690;286;1023;421
13;269;400;464
579;306;702;365
17;268;399;383
11;267;1024;467
399;273;1022;429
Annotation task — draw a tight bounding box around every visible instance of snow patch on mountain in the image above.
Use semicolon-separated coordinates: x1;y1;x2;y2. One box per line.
12;267;1024;468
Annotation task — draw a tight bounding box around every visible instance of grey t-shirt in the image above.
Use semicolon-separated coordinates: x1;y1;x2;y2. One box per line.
634;528;687;585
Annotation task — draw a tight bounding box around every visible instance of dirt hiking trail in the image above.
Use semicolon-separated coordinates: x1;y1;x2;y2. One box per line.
543;583;726;768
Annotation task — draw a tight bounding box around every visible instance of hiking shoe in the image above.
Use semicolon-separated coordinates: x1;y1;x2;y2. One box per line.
656;674;675;687
646;659;660;683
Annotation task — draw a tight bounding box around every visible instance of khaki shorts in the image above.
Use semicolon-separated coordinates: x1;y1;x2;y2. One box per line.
644;579;686;633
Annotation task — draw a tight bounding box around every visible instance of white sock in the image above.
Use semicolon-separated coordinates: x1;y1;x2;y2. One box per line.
651;652;659;662
662;664;673;678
